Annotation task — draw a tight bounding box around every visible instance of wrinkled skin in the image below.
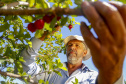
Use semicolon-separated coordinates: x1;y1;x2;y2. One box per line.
80;1;126;84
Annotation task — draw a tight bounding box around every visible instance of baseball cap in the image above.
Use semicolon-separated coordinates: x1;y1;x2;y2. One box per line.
64;35;91;61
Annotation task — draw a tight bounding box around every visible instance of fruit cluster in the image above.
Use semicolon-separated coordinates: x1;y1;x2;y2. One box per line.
27;14;61;32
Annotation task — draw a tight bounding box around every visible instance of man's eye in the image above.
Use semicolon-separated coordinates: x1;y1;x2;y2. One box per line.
76;45;80;47
68;44;72;47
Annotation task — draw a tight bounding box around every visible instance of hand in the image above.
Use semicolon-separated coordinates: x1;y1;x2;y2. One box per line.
39;24;61;41
80;1;126;84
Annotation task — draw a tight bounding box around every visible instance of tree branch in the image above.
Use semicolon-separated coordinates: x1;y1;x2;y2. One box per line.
0;7;83;16
0;70;21;78
0;70;37;84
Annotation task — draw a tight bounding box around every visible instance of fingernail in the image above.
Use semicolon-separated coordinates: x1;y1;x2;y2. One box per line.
102;2;117;11
80;22;86;31
109;1;123;6
81;1;90;8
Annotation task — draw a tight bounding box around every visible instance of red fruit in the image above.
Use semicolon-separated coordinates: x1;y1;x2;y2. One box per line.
57;16;61;21
68;24;73;29
34;19;44;30
27;23;36;32
50;14;55;20
43;14;55;23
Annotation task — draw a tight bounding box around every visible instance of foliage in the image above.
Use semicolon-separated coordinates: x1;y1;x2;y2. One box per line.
72;77;79;84
0;0;125;83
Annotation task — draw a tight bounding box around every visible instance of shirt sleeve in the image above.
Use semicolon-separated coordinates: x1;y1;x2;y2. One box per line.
114;74;124;84
15;37;43;76
90;71;98;84
95;74;124;84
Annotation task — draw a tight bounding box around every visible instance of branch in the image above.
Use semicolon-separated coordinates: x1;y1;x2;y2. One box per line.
0;7;83;16
0;70;37;84
0;70;21;78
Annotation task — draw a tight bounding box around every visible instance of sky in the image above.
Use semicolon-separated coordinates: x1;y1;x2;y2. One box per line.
0;0;126;83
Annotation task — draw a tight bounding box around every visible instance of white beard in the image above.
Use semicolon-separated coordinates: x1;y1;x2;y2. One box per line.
67;54;82;65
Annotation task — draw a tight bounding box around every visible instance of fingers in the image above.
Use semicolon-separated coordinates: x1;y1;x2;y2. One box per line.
109;1;126;27
91;1;125;43
51;25;61;34
80;22;100;52
39;25;61;41
81;1;114;45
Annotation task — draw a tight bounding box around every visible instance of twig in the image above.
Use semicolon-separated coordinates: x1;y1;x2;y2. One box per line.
0;70;21;78
0;7;83;16
0;70;37;84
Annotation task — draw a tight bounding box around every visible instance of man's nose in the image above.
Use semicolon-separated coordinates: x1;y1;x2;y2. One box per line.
70;45;76;50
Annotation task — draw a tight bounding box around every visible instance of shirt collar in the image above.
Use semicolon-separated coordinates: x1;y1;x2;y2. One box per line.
62;62;91;72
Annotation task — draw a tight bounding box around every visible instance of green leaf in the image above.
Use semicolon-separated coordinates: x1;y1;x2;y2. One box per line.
27;16;33;22
10;40;16;48
19;57;25;62
45;81;49;84
75;77;78;83
25;39;32;48
20;15;33;23
38;79;44;83
4;16;13;22
59;67;67;71
4;47;11;56
8;34;14;39
36;0;50;9
54;70;62;77
71;15;77;17
119;0;126;4
28;41;32;48
1;0;17;3
61;17;68;26
28;0;35;7
75;22;80;25
74;0;82;5
35;30;43;38
59;0;65;3
19;25;24;35
45;23;52;32
50;17;57;28
0;23;10;32
24;33;31;38
72;18;75;22
22;72;27;76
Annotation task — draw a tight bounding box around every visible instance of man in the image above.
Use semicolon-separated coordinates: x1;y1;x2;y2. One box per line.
15;1;126;84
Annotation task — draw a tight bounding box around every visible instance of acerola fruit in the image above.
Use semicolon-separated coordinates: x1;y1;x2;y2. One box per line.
43;14;55;23
50;14;55;20
34;19;44;30
57;16;61;21
27;23;36;32
68;24;73;29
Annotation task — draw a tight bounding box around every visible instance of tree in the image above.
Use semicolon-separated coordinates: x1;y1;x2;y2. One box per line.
0;0;125;84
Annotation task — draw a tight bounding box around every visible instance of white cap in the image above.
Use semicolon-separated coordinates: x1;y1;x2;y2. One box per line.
64;35;91;61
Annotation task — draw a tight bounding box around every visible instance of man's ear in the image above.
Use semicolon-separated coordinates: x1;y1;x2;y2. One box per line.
83;50;87;57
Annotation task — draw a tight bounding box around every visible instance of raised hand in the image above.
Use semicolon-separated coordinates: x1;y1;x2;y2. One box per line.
80;1;126;84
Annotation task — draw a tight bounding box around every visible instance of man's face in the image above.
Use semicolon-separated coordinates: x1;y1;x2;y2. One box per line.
66;39;87;65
